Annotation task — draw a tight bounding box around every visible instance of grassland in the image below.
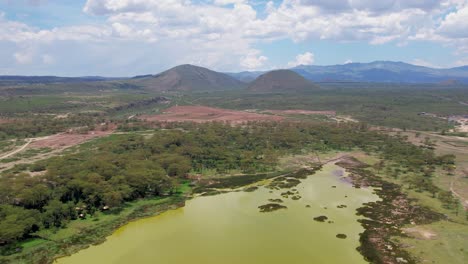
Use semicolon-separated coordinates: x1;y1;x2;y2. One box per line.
2;82;467;131
397;221;468;264
386;130;468;209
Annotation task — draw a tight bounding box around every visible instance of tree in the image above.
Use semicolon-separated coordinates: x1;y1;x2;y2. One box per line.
438;191;457;209
0;205;40;245
18;184;51;209
42;200;75;228
102;191;124;208
373;160;385;174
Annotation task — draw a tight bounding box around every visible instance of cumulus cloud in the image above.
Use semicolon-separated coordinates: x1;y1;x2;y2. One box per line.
299;0;351;12
1;0;468;74
240;52;268;69
437;6;468;38
411;59;440;68
300;0;441;13
14;51;33;64
214;0;247;5
288;52;315;67
42;54;55;64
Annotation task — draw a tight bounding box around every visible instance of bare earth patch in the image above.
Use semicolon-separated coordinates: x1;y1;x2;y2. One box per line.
449;115;468;132
0;118;13;124
140;106;283;123
30;131;112;149
261;110;336;116
0;126;115;173
403;227;437;240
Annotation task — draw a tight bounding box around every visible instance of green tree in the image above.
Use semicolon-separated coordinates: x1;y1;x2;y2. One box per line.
0;205;40;244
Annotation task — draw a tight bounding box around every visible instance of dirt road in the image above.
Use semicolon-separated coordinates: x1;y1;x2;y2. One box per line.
450;177;468;209
0;139;33;160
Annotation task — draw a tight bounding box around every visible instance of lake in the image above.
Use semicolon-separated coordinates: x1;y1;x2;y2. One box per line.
56;164;378;264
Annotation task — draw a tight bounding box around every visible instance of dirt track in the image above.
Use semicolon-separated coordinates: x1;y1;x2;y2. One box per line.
0;139;33;159
451;177;468;209
262;110;336;116
0;127;115;173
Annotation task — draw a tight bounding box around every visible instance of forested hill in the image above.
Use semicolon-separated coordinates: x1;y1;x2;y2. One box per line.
247;70;319;93
125;64;245;92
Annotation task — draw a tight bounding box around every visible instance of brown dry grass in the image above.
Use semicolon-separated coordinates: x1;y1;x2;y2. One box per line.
140;106;283;123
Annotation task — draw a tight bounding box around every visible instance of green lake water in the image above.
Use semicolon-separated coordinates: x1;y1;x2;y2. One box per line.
56;164;379;264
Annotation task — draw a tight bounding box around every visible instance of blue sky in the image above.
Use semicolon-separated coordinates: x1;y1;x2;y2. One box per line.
0;0;467;76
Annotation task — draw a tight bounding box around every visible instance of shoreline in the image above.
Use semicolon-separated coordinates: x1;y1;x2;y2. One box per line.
336;156;444;264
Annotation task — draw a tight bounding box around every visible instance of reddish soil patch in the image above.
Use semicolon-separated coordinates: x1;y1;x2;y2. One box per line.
141;106;283;124
0;118;13;124
263;110;336;116
30;125;115;149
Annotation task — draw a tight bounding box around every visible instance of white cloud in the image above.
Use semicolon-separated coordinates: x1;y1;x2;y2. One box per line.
214;0;247;5
42;54;55;65
437;6;468;38
1;0;468;74
14;51;33;64
240;52;268;69
288;52;315;67
411;59;440;68
452;56;468;67
300;0;441;13
344;59;353;64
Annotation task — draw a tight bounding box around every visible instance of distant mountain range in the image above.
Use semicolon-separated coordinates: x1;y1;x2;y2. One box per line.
226;61;468;84
226;71;265;83
0;76;123;85
2;61;468;92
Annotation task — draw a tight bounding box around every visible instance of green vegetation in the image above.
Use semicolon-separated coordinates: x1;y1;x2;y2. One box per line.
1;196;185;264
0;96;72;114
258;203;287;212
396;221;468;264
1;120;459;262
186;85;468;131
1;82;468;263
0;114;104;139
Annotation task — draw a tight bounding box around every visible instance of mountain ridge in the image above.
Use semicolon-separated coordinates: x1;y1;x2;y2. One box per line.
228;61;468;84
2;61;468;85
